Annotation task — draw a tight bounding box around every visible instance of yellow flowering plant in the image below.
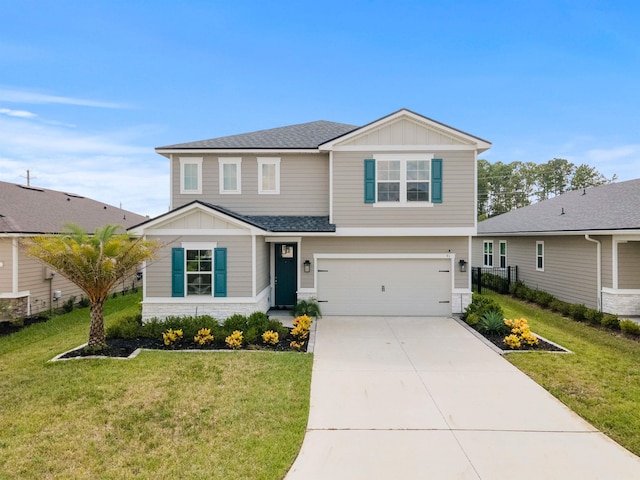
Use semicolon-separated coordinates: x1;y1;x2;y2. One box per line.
502;318;539;349
194;328;214;346
292;315;312;341
163;328;183;346
290;340;305;351
225;330;243;350
262;330;279;346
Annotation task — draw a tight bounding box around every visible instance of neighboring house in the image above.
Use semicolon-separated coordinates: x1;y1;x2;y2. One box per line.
474;178;640;316
130;109;491;320
0;181;147;320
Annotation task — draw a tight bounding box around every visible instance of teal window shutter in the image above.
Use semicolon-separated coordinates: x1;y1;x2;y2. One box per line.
214;248;227;297
364;159;376;203
171;248;185;297
431;159;443;203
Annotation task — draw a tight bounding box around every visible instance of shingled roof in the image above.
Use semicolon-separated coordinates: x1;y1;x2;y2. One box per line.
478;178;640;234
0;181;147;234
157;120;358;150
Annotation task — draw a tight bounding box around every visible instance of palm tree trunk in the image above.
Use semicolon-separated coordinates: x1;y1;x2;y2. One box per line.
88;299;107;348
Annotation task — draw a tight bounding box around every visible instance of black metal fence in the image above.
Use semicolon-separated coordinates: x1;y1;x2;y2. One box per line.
472;266;518;294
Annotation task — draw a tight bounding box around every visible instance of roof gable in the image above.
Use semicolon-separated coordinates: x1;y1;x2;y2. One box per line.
478;178;640;234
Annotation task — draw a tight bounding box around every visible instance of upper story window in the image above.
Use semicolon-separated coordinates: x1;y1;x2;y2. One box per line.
218;158;242;194
180;157;202;194
364;154;441;207
483;240;494;267
536;241;545;271
257;157;280;194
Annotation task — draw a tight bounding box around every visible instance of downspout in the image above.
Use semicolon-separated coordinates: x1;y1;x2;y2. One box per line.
585;235;602;311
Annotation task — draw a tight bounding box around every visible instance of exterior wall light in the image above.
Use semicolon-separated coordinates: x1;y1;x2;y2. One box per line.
459;259;467;272
303;260;311;273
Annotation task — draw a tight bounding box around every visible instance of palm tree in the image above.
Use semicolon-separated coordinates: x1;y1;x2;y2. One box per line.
23;224;159;349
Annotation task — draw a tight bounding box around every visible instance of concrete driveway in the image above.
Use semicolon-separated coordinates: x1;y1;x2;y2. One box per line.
285;316;640;480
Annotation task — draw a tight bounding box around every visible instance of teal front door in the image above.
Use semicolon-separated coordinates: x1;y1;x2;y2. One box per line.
275;243;297;307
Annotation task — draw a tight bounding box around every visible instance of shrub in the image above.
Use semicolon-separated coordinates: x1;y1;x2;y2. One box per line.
225;330;244;349
292;315;312;341
503;334;521;349
502;318;539;349
620;320;640;337
601;313;620;330
465;312;480;327
570;304;588;322
247;311;270;333
480;272;510;294
62;296;76;313
584;308;604;326
106;313;143;339
290;340;305;351
194;328;214;345
78;296;90;308
163;328;183;346
292;299;322;319
478;311;509;336
223;314;249;333
142;315;218;340
262;330;279;345
509;281;531;300
267;319;290;340
463;294;504;321
534;291;555;308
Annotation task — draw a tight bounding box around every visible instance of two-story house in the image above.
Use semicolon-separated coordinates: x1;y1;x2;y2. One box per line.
130;109;491;320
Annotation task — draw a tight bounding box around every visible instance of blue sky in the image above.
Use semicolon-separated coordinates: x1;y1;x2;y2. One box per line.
1;0;638;217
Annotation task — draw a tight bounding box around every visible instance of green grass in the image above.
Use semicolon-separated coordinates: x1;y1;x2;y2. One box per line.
484;291;640;456
0;292;313;479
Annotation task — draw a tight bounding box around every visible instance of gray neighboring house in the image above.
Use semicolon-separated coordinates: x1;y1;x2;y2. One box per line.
474;178;640;316
130;109;492;320
0;181;147;320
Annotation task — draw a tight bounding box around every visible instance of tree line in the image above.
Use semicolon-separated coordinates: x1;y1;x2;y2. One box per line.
477;158;616;219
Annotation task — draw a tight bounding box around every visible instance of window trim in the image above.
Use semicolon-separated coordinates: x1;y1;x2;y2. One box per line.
483;240;494;267
218;157;242;194
179;157;203;194
373;153;434;207
257;157;281;194
499;240;507;268
183;242;217;296
536;241;545;272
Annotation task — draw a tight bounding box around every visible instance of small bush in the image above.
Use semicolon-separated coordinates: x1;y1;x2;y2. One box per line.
534;291;555;308
601;313;620;330
570;304;588;322
584;308;604;326
292;315;312;341
463;294;504;321
78;296;90;308
225;330;244;349
509;281;531;300
62;296;76;313
106;313;143;339
480;273;510;294
465;312;480;327
620;320;640;337
262;330;279;345
292;299;322;319
290;340;305;351
223;314;248;333
247;311;270;333
478;311;509;336
163;328;183;346
194;328;214;345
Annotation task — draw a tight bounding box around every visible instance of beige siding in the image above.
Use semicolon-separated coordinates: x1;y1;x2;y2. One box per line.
340;118;471;147
146;235;252;298
0;239;12;293
299;236;469;289
332;150;476;228
477;236;599;308
172;153;329;215
159;210;242;230
618;241;640;289
256;237;270;292
600;236;613;289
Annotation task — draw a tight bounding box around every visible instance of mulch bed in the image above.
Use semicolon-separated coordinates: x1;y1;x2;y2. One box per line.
0;315;49;337
478;331;568;352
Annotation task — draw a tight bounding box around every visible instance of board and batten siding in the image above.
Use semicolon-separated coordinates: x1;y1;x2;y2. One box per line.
618;241;640;289
332;150;476;228
299;236;469;290
478;236;599;309
172;153;329;215
146;235;252;298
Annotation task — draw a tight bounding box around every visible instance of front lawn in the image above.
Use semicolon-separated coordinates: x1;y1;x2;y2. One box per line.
0;292;313;479
484;291;640;456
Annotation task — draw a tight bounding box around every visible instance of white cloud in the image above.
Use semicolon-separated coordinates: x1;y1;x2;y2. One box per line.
0;108;37;118
586;145;640;163
0;86;130;109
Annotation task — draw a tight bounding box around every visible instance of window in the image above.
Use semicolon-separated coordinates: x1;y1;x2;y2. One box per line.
483;241;494;267
218;158;242;194
536;241;544;271
370;154;436;206
180;157;202;194
499;241;507;268
186;248;213;295
257;157;280;194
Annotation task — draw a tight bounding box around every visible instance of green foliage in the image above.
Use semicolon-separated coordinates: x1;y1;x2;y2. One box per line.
620;320;640;336
477;311;509;335
601;313;620;331
247;311;270;333
533;290;555;308
463;293;504;321
292;299;322;319
480;272;510;294
142;315;219;341
223;314;249;333
465;312;480;327
105;313;143;339
62;296;76;313
584;308;604;326
78;296;90;308
570;304;588;322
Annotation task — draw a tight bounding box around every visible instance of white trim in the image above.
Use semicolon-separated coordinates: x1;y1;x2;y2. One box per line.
329;150;334;224
0;291;29;299
483;240;494;267
157;148;320;155
251;236;257;297
335;227;476;236
467;236;473;290
144;287;270;305
181;242;216;297
257;157;280;194
265;236;302;243
169;154;174;209
269;243;275;307
499;240;507;268
536;241;545;272
585;235;602;310
330;144;479;152
477;229;640;237
298;288;317;295
373;202;433;208
373;153;433;205
602;287;640;294
12;237;19;293
141;229;251;236
179;157;203;194
218;157;242;194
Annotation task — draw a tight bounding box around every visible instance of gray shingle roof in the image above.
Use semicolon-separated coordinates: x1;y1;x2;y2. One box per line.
158;120;358;150
478;178;640;234
200;203;335;232
0;181;148;234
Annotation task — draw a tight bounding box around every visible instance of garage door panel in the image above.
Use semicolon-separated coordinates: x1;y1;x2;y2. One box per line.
317;258;451;316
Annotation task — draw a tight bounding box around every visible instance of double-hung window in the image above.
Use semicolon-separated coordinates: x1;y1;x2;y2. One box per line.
536;241;544;271
499;241;507;268
257;157;280;194
180;157;202;194
186;246;213;296
368;154;438;206
218;158;242;194
483;241;494;267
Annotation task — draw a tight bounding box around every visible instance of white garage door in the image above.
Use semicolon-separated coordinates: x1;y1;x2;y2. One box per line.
316;257;452;316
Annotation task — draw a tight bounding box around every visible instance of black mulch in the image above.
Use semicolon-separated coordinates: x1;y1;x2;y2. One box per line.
479;332;567;352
